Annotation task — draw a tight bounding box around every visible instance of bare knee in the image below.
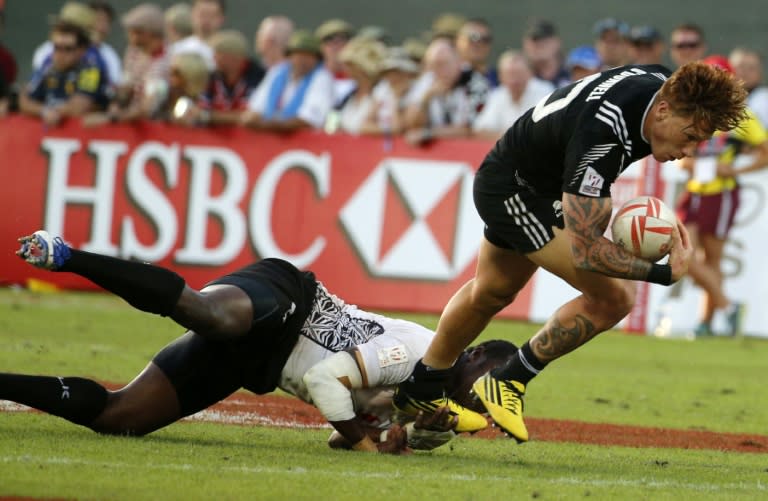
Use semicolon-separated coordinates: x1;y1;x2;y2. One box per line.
88;392;151;436
469;280;521;315
586;282;635;328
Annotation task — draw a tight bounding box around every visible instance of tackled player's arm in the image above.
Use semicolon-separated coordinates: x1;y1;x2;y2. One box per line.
562;192;654;281
302;349;380;452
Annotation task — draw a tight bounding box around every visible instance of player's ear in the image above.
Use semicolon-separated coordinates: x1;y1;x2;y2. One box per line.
468;345;485;361
655;99;670;121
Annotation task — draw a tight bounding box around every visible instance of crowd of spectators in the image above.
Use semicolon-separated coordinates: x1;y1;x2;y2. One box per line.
3;1;768;142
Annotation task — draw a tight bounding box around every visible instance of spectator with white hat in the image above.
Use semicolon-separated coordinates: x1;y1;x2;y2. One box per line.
360;46;420;136
326;36;386;134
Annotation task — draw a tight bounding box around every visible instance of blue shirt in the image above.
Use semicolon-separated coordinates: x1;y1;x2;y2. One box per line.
27;47;110;108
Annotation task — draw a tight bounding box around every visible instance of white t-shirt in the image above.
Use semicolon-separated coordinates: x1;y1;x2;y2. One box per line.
748;87;768;129
168;35;215;70
248;62;334;129
472;77;554;133
279;282;434;429
338;91;374;134
404;72;467;127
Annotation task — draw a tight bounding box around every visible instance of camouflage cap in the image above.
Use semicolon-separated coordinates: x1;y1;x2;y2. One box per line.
286;30;323;56
315;19;354;41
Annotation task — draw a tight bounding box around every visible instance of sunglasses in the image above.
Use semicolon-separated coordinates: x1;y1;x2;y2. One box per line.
672;41;701;50
53;43;78;53
321;33;350;44
468;33;493;44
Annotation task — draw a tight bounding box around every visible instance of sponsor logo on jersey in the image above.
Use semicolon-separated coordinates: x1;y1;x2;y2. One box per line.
552;200;563;218
377;344;409;368
579;167;605;196
282;302;296;323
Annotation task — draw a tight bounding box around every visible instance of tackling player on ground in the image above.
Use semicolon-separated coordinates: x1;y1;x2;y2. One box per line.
4;231;517;453
393;61;748;442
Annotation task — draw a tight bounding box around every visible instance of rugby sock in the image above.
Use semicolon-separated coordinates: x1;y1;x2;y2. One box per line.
400;360;450;400
0;374;108;426
491;341;547;385
60;249;186;316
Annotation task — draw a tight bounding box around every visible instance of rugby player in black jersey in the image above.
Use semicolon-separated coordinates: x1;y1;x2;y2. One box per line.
393;61;748;442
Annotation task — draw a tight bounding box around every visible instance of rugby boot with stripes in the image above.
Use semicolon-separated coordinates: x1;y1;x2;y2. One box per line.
16;230;71;270
472;372;528;442
392;388;488;433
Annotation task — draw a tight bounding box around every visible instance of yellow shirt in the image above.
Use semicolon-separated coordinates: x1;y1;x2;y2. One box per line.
687;110;768;194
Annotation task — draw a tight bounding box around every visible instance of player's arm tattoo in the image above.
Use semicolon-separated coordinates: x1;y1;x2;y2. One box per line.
562;193;652;280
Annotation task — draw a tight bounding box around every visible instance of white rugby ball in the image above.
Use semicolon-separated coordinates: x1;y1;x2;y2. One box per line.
611;196;676;262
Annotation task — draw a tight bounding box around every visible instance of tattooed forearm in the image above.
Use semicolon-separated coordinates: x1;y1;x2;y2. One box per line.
563;193;652;280
531;314;597;361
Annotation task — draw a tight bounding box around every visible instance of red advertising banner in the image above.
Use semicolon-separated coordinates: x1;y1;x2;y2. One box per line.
0;116;533;319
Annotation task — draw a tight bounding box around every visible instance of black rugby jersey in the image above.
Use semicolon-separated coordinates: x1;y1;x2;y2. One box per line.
485;64;672;198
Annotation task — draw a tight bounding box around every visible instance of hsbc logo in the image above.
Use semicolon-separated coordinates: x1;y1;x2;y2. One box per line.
340;157;483;280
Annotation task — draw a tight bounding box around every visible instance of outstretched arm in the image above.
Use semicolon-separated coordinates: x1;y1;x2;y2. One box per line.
563;193;692;283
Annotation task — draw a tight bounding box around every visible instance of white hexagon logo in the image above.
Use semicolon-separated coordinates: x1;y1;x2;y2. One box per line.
339;157;483;280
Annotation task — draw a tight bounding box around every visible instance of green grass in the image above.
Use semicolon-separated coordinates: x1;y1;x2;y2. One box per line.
1;288;768;500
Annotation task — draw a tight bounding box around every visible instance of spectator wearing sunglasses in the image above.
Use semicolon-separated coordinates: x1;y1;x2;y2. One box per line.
456;19;497;87
315;18;355;105
19;20;109;127
669;23;707;68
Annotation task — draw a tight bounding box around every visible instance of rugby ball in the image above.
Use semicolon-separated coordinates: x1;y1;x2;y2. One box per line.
611;196;676;262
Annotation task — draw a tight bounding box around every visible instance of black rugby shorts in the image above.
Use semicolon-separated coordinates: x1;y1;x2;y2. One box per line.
474;161;563;253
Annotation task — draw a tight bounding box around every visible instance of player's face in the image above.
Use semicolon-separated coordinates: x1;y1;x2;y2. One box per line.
649;105;710;162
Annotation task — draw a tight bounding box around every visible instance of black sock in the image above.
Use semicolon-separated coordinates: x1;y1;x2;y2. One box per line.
60;249;186;316
0;373;108;426
400;359;450;400
491;341;547;386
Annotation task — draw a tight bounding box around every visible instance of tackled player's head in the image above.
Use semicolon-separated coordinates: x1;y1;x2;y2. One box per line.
447;339;518;411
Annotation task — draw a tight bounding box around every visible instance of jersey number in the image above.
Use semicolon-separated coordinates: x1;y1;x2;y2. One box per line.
531;73;601;122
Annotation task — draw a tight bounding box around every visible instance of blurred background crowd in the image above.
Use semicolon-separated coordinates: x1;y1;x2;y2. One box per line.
1;0;767;144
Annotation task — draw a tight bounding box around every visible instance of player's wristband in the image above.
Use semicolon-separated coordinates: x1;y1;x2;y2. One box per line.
646;264;672;285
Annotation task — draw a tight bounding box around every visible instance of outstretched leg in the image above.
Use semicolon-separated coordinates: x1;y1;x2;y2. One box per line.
0;363;180;435
1;330;247;435
17;231;253;341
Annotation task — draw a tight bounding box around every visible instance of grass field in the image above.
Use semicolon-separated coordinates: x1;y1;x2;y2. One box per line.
1;288;767;500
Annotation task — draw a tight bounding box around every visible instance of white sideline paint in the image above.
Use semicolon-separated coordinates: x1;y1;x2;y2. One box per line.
0;455;765;492
183;409;329;429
